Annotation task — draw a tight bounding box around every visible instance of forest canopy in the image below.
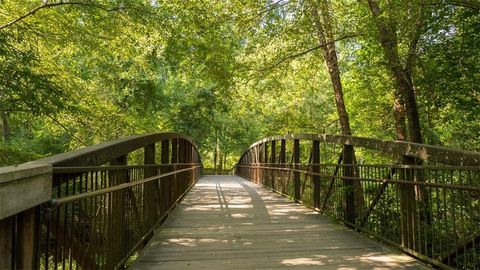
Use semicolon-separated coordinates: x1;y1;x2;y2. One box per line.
0;0;479;168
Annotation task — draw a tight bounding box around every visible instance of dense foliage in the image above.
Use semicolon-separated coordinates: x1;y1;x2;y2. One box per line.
0;0;478;167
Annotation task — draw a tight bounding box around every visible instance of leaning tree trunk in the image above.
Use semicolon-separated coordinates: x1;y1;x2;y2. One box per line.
366;0;430;252
310;0;364;224
366;0;423;144
310;2;351;136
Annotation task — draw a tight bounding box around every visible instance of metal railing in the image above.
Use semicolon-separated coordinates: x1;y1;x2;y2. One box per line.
235;134;480;269
0;133;202;270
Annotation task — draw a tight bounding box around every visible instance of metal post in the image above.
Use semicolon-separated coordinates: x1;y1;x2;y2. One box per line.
106;154;128;269
270;140;276;190
400;155;418;250
343;145;355;225
143;144;156;229
312;140;321;209
293;139;301;202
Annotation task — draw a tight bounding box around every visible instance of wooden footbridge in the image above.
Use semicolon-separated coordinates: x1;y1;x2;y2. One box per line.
1;133;479;269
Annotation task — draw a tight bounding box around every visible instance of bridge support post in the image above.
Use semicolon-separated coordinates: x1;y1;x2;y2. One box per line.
343;145;355;225
264;142;268;187
171;139;178;205
107;154;128;269
312;140;321;209
144;144;156;232
160;140;170;216
280;139;286;193
178;139;186;196
270;140;276;190
293;139;301;202
399;156;418;250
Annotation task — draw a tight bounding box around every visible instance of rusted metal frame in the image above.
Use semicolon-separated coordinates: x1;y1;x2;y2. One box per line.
240;134;480;166
236;165;480;192
359;168;397;227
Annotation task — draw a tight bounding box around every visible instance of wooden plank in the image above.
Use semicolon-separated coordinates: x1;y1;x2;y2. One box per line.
0;164;51;220
133;176;427;270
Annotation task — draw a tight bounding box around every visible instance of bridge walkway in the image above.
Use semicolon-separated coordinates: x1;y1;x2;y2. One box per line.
132;176;427;269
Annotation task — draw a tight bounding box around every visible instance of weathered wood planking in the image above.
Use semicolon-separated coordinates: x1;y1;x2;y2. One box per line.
0;163;51;220
132;176;428;269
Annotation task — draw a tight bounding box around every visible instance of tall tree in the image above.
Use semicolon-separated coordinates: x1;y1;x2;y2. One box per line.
365;0;424;143
309;0;352;136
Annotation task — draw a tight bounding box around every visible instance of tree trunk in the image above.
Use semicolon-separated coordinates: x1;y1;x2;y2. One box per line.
1;111;11;141
310;0;364;225
394;92;408;141
310;1;352;136
366;0;430;252
213;130;218;173
366;0;423;143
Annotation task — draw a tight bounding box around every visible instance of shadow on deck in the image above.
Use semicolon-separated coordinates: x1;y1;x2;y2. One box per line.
132;176;427;269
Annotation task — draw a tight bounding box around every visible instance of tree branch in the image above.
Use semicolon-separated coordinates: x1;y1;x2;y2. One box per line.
46;115;87;145
259;33;359;71
0;0;121;31
444;0;480;10
424;0;480;10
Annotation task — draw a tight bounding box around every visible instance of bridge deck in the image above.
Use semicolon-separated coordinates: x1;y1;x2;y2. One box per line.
132;176;427;269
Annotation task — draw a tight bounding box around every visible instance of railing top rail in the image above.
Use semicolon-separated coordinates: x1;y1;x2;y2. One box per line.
26;132;198;167
241;134;480;166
